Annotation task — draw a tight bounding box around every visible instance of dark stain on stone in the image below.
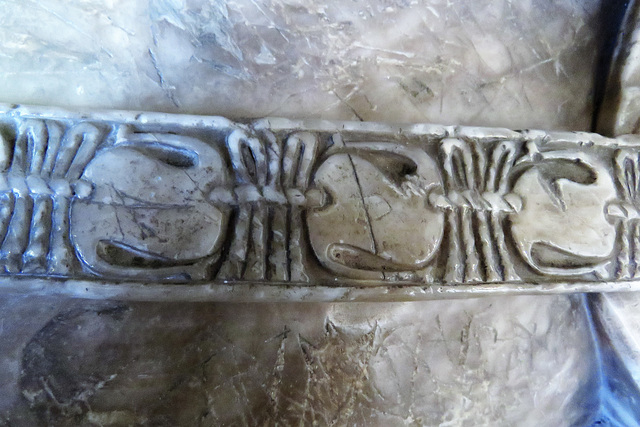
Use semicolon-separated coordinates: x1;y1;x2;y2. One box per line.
19;303;131;426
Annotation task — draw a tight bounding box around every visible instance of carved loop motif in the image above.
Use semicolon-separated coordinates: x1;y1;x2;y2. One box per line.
71;127;231;280
306;134;444;279
0;111;638;289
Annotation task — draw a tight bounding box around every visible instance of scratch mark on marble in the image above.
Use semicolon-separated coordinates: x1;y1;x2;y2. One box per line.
332;91;365;121
351;42;416;58
249;0;290;42
21;0;114;58
148;48;180;108
266;326;288;421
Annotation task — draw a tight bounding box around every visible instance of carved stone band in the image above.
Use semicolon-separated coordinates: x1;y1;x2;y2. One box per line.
0;104;639;301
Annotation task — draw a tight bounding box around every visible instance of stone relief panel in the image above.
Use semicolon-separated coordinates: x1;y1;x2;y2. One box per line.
510;150;617;277
307;136;444;280
0;105;639;296
71;128;231;281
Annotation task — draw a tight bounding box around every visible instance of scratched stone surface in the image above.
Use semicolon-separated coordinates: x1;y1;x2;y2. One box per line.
0;0;628;425
1;0;599;130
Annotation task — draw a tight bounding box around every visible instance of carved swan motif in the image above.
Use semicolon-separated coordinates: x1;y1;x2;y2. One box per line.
70;128;231;281
306;136;444;280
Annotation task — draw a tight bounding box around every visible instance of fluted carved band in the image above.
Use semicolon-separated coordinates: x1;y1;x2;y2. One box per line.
0;104;638;301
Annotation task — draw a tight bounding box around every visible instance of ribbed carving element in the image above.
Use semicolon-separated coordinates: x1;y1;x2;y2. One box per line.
608;149;640;279
0;119;100;275
215;130;321;281
432;138;521;283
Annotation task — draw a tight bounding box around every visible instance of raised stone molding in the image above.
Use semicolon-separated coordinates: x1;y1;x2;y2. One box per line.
1;104;640;301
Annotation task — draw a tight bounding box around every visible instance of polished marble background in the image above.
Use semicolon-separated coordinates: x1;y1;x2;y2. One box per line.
0;0;637;425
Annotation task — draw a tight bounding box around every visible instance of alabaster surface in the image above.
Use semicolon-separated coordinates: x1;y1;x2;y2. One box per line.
1;0;636;425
